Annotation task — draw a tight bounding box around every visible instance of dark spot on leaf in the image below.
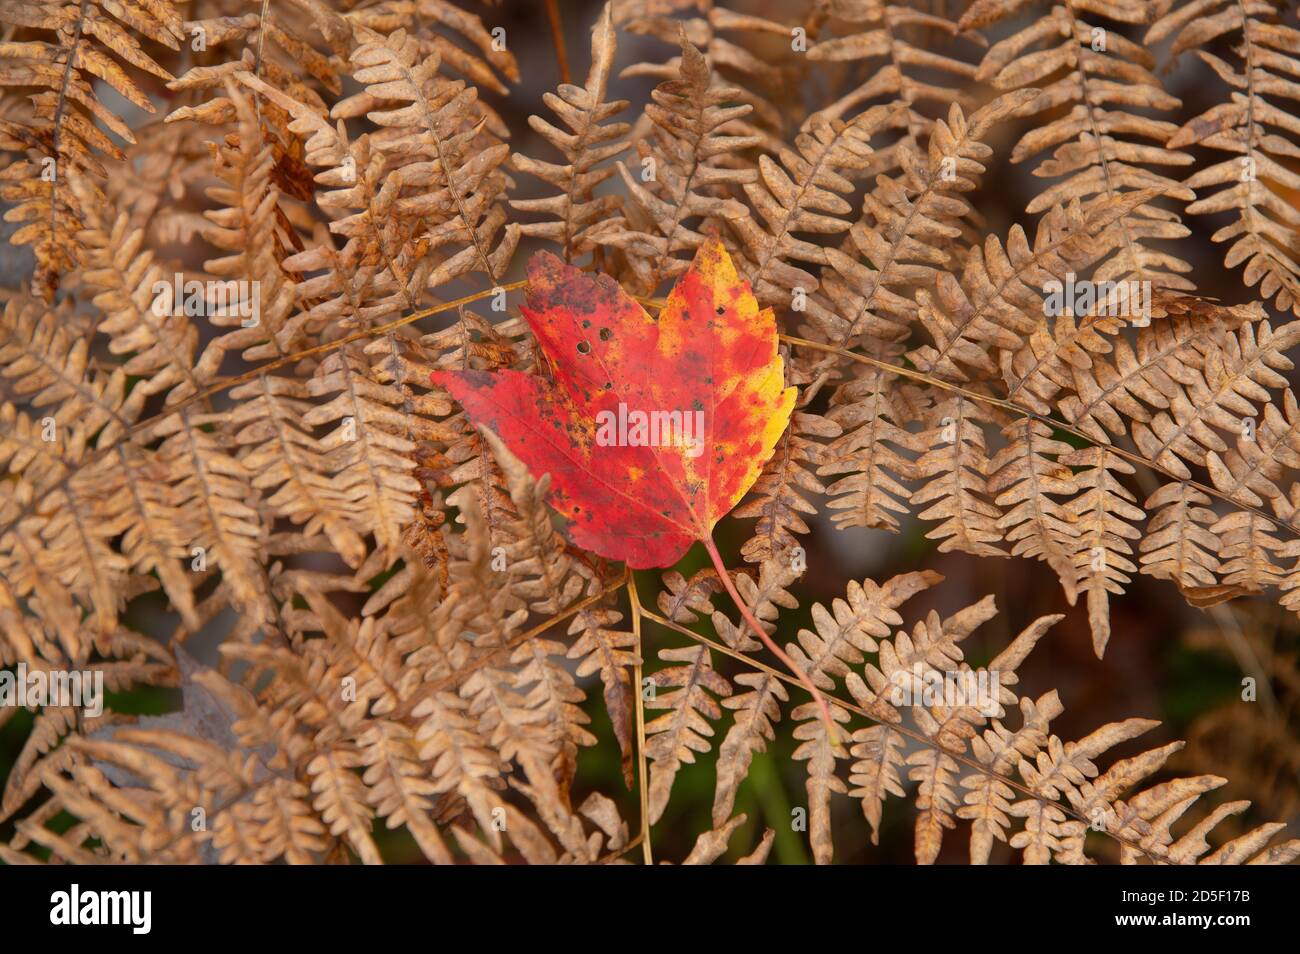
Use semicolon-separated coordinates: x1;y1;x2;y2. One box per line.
581;320;592;328
577;340;591;354
603;381;612;390
599;327;612;341
691;398;703;411
716;305;725;315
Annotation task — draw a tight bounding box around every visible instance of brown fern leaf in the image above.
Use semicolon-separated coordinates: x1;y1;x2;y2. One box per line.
145;407;272;622
708;559;800;651
0;293;145;448
978;2;1195;289
229;372;368;569
74;197;212;408
301;347;421;560
818;347;922;533
201;81;303;360
1059;446;1143;655
713;670;788;826
567;600;639;786
787;569;941;694
988;418;1080;598
808;0;981;143
617;0;795;135
1152;0;1300;313
1129;318;1300;480
1205;387;1300;522
278;29;518;330
911;395;1006;555
734;408;840;563
728;104;899;319
1052;298;1250;444
910;191;1158;383
1140;481;1224;591
345;0;519;97
815;94;1036;353
592;31;760;293
510;3;629;263
0;0;183;297
644;644;731;823
167;0;349;123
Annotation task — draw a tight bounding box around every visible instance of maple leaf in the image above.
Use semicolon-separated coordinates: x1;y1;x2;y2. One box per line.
433;238;795;568
434;240;840;739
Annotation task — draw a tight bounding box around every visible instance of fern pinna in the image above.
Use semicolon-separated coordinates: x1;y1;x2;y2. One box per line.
0;0;1298;866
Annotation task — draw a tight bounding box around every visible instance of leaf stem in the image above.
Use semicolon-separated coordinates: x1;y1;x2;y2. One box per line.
700;535;842;750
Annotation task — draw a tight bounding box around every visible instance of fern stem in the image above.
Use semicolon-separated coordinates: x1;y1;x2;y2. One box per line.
700;535;842;750
544;0;572;86
625;575;654;865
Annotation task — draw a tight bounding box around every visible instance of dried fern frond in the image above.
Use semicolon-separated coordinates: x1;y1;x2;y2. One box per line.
806;95;1034;535
784;574;1300;864
74;186;212;408
978;1;1195;289
616;0;795;134
1150;0;1300;314
510;3;629;263
300;347;421;559
1058;445;1143;655
734;408;840;563
591;31;760;293
817;360;921;534
727;103;899;319
141;406;271;621
276;28;519;331
0;0;183;297
201;80;303;361
165;0;349;131
344;0;520;97
808;0;981;146
910;394;1003;553
909;192;1155;383
644;643;731;822
987;417;1080;597
815;93;1036;353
